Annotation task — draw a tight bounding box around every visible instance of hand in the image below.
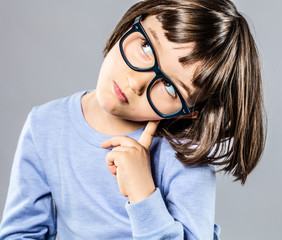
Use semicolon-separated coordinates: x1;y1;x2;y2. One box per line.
100;121;160;203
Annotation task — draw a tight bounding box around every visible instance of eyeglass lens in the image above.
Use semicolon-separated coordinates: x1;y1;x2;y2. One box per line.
121;31;183;115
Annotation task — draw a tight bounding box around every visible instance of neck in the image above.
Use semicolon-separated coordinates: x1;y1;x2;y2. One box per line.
81;90;146;135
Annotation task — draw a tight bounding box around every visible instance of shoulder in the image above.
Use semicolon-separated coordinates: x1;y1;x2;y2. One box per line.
24;90;86;147
157;137;216;188
30;93;72;123
28;90;84;129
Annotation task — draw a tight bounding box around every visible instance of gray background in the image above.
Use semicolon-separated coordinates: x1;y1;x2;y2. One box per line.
0;0;281;239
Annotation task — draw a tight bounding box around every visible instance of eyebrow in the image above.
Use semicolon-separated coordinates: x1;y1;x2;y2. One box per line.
148;27;192;50
147;28;192;98
148;28;161;48
175;78;192;97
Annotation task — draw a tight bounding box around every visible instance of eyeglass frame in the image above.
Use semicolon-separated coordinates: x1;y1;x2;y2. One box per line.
119;15;200;119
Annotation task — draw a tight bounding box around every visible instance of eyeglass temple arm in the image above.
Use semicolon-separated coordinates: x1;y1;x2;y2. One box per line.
134;15;142;25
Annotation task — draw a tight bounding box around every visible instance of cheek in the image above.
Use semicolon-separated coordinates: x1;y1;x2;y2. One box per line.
98;44;163;121
97;44;127;97
102;44;126;75
96;84;124;117
103;94;161;121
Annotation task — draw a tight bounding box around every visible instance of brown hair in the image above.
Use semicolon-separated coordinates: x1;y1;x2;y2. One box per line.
103;0;266;184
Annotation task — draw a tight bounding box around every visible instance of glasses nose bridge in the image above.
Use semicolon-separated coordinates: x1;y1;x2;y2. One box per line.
141;65;168;88
147;65;168;84
127;69;156;95
131;66;169;94
152;66;165;79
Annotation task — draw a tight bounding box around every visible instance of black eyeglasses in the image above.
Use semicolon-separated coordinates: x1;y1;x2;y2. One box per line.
119;15;200;119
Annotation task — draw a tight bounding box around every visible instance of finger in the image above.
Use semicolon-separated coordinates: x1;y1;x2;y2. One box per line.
105;150;120;167
101;136;137;149
105;150;120;177
109;145;133;152
105;148;130;168
107;165;117;176
138;120;160;150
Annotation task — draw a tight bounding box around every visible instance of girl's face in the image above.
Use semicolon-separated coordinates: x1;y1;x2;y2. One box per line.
95;15;201;123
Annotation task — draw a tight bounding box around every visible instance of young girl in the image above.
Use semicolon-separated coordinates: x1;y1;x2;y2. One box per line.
0;0;265;239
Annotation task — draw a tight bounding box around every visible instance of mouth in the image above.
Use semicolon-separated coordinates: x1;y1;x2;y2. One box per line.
113;81;129;103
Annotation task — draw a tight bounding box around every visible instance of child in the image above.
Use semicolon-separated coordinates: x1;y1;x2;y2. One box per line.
0;0;265;239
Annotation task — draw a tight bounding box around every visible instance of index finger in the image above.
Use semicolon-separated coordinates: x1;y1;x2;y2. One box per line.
138;120;160;150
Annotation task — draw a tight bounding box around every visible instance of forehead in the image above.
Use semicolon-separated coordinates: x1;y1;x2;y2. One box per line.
141;15;200;100
141;15;195;51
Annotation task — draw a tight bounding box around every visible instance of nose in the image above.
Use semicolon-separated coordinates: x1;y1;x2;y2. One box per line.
127;70;156;96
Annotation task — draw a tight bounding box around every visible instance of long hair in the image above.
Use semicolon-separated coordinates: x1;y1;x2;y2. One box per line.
103;0;266;184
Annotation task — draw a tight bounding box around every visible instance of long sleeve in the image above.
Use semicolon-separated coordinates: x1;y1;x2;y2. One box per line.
0;110;57;240
125;139;221;240
0;91;221;239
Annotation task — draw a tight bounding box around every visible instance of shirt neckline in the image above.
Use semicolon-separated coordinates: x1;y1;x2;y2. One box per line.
69;90;146;147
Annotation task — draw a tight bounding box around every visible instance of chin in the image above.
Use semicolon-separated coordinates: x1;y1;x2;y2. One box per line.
101;98;119;115
97;89;162;122
96;89;116;110
103;105;153;122
119;113;162;122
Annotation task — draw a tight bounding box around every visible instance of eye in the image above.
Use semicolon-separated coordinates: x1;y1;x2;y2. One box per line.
162;79;177;98
141;40;153;57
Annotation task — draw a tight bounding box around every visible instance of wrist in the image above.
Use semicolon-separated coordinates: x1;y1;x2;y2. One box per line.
128;184;156;204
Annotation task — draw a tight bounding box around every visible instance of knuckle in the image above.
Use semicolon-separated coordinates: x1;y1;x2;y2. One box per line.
129;146;138;152
134;144;143;151
123;151;131;158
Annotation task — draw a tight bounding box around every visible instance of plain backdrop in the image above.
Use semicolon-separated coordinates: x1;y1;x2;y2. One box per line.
0;1;281;239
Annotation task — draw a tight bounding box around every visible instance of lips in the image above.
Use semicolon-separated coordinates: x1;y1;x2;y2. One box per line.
113;81;129;103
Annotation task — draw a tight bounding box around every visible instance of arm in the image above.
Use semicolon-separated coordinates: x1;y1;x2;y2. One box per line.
125;141;220;240
0;111;57;240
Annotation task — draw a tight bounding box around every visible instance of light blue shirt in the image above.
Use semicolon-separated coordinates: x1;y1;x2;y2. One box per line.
0;90;220;240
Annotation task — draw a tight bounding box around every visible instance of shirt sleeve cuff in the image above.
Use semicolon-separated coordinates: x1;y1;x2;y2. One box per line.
125;187;175;237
